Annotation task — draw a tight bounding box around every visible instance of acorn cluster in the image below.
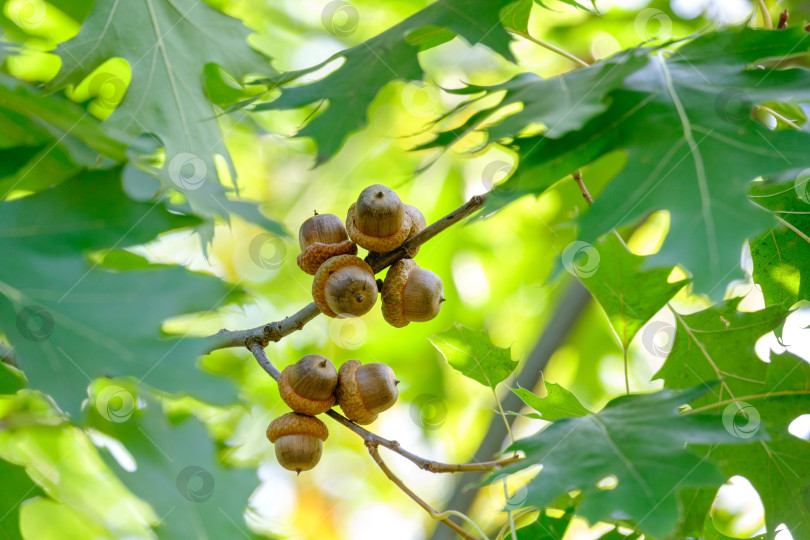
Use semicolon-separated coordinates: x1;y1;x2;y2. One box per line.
299;184;445;327
267;354;399;473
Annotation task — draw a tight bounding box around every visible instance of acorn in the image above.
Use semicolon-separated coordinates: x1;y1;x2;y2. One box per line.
312;255;378;318
297;212;357;275
336;360;399;424
266;412;329;474
279;354;338;415
403;205;426;256
381;259;445;327
346;184;413;252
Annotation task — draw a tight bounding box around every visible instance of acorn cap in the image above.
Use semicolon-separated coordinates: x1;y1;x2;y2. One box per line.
297;239;357;275
279;355;338;415
403;205;426;256
312;255;378;318
336;360;399;425
346;202;412;253
266;412;329;443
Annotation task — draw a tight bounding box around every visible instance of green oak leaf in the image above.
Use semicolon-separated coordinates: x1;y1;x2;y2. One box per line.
578;234;687;349
87;382;263;540
48;0;278;231
429;324;517;390
0;458;43;540
498;385;758;538
750;180;810;307
0;168;244;417
513;380;591;421
419;48;648;151
0;362;25;394
655;300;809;538
254;0;523;163
506;507;574;539
450;28;810;299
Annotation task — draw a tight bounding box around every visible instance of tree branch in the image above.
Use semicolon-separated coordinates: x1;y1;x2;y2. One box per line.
209;193;490;352
248;342;519;539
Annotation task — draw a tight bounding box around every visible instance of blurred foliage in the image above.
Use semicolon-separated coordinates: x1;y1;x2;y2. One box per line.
0;0;808;539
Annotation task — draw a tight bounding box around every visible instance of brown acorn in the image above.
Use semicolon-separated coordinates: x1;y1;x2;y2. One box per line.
336;360;399;424
381;259;445;327
297;212;357;275
312;255;378;318
403;204;426;256
266;412;329;473
346;184;412;252
279;354;338;415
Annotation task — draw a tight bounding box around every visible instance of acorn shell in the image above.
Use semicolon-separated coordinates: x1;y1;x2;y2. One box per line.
278;355;338;415
266;413;329;473
346;202;412;253
335;360;399;425
312;255;378;318
381;259;444;327
297;213;357;275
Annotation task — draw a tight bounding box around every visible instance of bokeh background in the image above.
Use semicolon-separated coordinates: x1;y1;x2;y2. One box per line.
2;0;810;538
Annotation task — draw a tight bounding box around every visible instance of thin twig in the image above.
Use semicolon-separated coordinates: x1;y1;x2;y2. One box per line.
368;446;481;540
506;28;591;68
209;193;490;352
572;170;593;205
248;343;520;539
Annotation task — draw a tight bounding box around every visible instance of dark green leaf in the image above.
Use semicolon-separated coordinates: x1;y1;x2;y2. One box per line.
49;0;276;226
499;385;758;538
87;382;263;540
461;28;810;299
0;168;243;417
254;0;523;163
656;299;810;536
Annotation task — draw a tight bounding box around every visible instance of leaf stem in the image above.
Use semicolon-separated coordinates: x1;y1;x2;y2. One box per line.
505;28;590;68
756;0;773;29
756;105;800;129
